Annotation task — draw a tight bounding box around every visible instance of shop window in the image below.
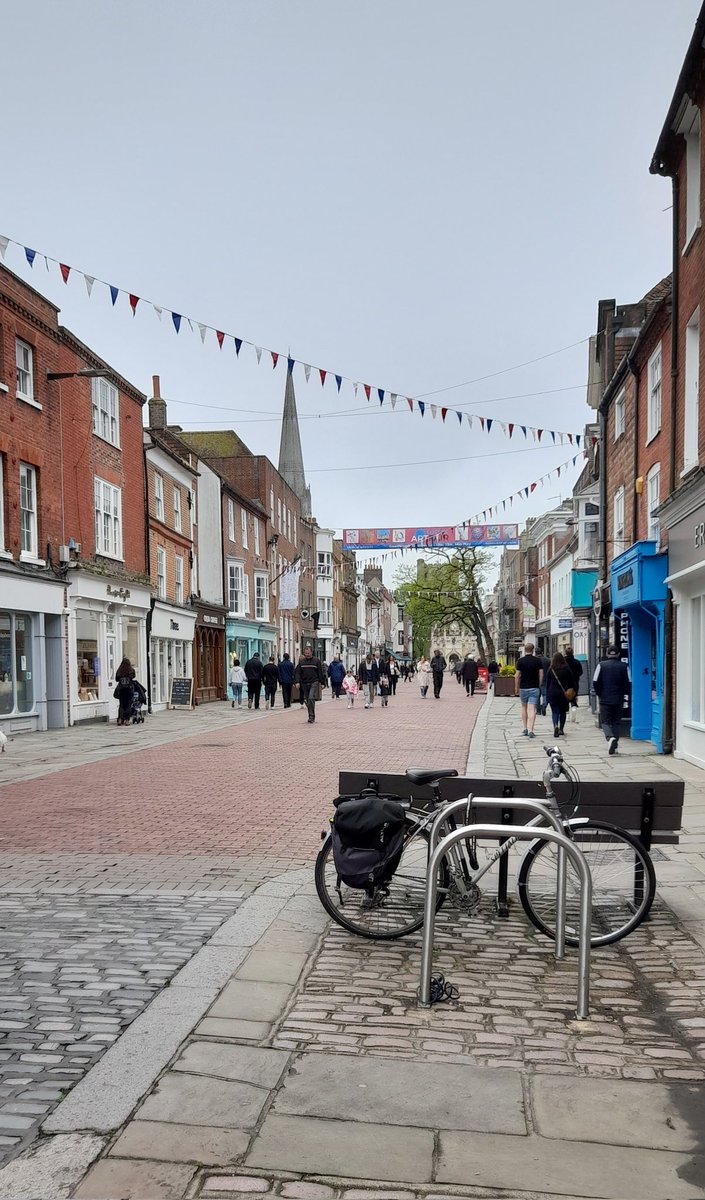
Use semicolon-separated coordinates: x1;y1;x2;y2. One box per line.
19;463;38;559
691;596;705;724
76;610;99;702
15;338;34;402
123;618;140;669
0;613;33;713
91;377;120;447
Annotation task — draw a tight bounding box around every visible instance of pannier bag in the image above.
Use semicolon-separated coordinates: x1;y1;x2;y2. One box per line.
331;792;406;890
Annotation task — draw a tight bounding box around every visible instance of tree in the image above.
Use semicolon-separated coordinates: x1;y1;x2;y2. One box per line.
394;549;496;661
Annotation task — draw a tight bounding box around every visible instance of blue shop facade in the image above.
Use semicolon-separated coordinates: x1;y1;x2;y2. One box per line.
226;616;277;698
609;541;668;752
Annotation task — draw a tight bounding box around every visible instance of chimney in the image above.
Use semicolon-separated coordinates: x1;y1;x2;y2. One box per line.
148;374;167;430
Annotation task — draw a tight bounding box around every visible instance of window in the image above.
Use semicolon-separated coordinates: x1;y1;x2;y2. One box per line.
228;498;235;542
175;555;184;604
646;465;660;543
287;509;292;543
91;377;119;446
191;489;197;525
684;308;700;473
94;477;122;559
15;339;34;402
318;551;332;576
614;389;625;440
191;549;198;593
157;546;166;598
613;486;625;556
277;498;282;532
685;113;701;246
154;473;164;520
241;508;248;549
691;596;705;724
254;519;260;557
0;612;34;714
270;487;275;524
228;561;246;615
319;596;333;625
173;487;182;533
397;605;404;623
19;464;38;558
255;573;269;622
647;343;662;442
398;630;404;646
294;515;297;546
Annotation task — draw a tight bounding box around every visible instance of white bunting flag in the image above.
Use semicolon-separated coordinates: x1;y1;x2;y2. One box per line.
390;394;397;409
304;364;311;382
255;346;262;364
430;404;438;419
0;236;8;260
466;413;473;428
153;305;163;321
84;274;95;297
198;323;207;343
187;318;194;332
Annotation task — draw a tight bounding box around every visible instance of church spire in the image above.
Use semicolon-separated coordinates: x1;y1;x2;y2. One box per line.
278;370;312;517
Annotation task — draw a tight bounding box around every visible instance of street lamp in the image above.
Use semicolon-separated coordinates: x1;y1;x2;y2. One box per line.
46;367;110;381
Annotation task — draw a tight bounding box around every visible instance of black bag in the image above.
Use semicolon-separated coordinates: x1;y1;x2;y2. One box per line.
331;792;406;891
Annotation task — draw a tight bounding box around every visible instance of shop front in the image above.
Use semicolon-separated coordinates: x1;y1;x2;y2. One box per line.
149;601;196;711
194;603;227;704
68;572;150;724
0;566;67;733
661;473;705;768
610;541;668;752
571;569;598;693
534;618;550;658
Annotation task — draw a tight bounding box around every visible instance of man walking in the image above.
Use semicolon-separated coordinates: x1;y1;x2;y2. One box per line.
328;654;345;699
244;652;263;710
564;647;584;722
461;655;479;696
278;652;295;708
262;655;279;709
431;649;447;699
593;646;630;755
488;658;500;690
295;645;326;724
515;642;543;738
360;654;380;708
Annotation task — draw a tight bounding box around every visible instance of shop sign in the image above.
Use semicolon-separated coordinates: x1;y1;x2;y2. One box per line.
170;620;180;631
668;495;705;576
107;584;131;601
616;568;634;592
201;613;225;626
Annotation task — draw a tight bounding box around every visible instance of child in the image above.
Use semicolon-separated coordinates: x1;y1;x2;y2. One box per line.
229;658;246;707
378;669;390;707
342;668;358;709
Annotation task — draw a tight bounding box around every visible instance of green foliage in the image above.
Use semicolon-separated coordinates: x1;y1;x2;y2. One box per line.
499;664;516;676
392;548;497;661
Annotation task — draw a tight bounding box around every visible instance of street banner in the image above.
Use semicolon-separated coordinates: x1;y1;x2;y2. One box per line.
278;566;299;611
342;524;519;550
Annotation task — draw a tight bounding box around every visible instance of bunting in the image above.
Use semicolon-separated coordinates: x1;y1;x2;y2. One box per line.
464;454;585;526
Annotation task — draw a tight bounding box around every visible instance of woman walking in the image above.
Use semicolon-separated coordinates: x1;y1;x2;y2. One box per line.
388;657;399;696
546;652;576;739
417;656;431;698
229;658;246;707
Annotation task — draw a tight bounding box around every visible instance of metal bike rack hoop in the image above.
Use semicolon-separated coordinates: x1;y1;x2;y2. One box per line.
418;823;592;1019
428;796;569;959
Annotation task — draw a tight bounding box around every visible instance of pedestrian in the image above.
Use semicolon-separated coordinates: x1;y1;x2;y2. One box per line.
244;652;263;710
545;651;576;739
417;655;431;698
564;647;584;722
360;654;380;708
431;649;447;699
378;666;390;707
229;658;246;707
488;658;499;690
295;645;326;724
278;652;295;708
514;642;543;739
455;660;463;685
593;646;631;755
262;655;279;709
328;654;345;699
342;667;358;709
537;650;551;716
461;655;479;696
114;657;135;726
388;656;399;695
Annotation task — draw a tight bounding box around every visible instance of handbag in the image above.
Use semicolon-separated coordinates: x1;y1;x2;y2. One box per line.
291;682;300;702
551;667;576;703
310;680;322;701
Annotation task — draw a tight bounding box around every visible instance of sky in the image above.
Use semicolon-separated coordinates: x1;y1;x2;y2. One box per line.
2;0;700;588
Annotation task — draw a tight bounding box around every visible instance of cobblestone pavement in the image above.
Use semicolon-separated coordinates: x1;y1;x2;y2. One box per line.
0;893;239;1167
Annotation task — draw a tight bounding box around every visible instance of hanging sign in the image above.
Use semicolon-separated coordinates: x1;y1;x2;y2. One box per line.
342;524;519;550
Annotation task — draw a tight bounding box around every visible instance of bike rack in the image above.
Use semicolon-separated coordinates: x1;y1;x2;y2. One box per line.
428;796;568;960
418;823;592;1019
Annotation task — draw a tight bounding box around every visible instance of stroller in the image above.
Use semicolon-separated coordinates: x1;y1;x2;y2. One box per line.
114;677;147;725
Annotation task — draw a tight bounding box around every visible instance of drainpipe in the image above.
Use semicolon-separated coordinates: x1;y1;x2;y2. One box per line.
143;439;154;714
629;356;640;546
663;172;679;754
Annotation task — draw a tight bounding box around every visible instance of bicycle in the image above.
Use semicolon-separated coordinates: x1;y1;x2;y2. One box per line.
315;746;656;947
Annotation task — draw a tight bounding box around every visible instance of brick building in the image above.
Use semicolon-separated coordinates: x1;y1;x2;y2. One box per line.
0;266;67;732
333;540;360;662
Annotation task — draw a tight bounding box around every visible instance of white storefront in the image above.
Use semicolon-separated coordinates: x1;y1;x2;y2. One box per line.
0;567;67;733
67;571;150;724
662;477;705;769
149;600;196;710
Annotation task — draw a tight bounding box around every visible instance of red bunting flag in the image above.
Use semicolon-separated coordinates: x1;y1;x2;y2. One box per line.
319;368;327;386
216;331;225;349
479;417;485;431
271;351;279;369
129;294;139;315
406;397;414;411
59;263;71;284
508;423;514;438
530;482;537;493
441;407;448;422
537;429;543;442
364;385;371;401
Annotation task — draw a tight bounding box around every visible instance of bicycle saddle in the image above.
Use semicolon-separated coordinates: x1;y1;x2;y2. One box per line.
405;767;459;786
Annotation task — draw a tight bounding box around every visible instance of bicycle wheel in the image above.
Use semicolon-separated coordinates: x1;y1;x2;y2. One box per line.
315;816;450;940
518;819;656;947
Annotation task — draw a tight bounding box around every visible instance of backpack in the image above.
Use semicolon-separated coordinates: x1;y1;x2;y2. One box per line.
331;791;406;891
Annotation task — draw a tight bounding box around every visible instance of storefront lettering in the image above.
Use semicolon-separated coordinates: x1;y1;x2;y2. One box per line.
170;620;180;631
695;521;705;550
202;614;223;626
616;568;634;591
106;585;131;601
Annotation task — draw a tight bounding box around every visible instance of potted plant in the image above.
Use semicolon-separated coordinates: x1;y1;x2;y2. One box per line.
493;664;516;697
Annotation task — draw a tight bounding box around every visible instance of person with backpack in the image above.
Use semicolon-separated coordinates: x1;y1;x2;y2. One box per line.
114;657;136;725
295;645;326;723
593;646;631;755
244;652;264;709
564;647;584;722
328;655;345;699
229;658;246;707
262;655;279;709
278;652;295;708
545;651;576;739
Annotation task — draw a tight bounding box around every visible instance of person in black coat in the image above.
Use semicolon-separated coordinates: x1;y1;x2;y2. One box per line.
564;647;584;720
359;655;380;708
295;646;326;723
545;652;576;738
244;653;263;710
430;650;447;698
593;647;631;755
461;656;479;696
278;652;295;708
262;656;279;709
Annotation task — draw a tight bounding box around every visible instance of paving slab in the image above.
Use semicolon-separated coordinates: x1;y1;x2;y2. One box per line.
170;944;249;990
137;1071;269;1129
255;923;321;954
436;1129;705;1199
273;1051;525;1133
247;1113;434;1182
532;1074;705;1150
195;1017;273;1041
208;897;289;947
236;950;309;984
73;1156;195;1199
173;1041;289;1088
0;1132;105;1200
108;1119;249;1165
208;979;294;1023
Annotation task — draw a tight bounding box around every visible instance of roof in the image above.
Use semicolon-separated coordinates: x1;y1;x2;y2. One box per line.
60;326;146;405
180;429;253;458
651;5;705;174
600;276;672;411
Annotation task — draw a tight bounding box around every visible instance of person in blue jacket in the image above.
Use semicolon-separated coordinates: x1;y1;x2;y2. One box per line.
593;646;631;755
278;652;295;708
328;654;346;699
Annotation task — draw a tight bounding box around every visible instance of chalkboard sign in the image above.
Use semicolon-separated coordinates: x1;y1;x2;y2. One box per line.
170;677;194;708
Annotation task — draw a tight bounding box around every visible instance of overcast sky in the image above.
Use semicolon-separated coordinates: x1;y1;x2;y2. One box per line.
3;1;699;586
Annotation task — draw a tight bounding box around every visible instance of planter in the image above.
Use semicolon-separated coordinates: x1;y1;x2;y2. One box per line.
493;676;516;697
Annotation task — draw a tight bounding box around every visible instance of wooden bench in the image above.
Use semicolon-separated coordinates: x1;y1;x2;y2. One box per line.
339;771;684;916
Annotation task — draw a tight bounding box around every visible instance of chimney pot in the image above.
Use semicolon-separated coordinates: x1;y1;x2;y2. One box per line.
152;375;161;398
